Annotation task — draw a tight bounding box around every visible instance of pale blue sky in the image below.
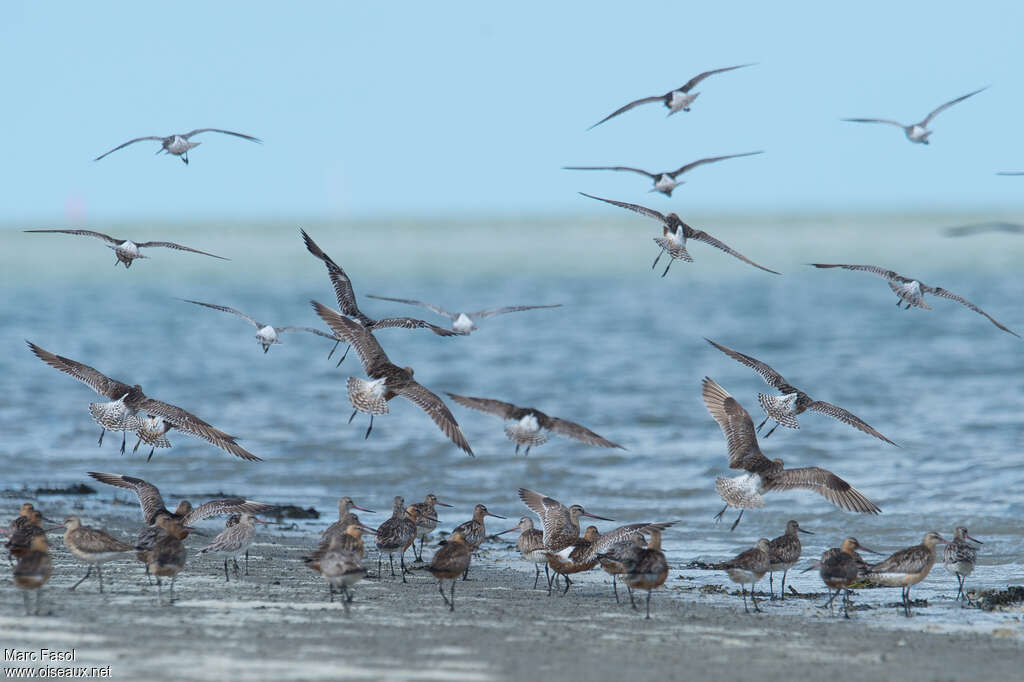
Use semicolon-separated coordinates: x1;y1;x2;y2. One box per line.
2;1;1022;224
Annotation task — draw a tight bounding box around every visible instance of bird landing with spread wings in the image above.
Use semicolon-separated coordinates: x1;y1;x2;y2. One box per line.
94;128;261;164
810;263;1018;337
311;301;473;455
446;394;624;455
701;376;880;530
23;229;227;269
705;338;896;444
581;193;779;277
587;64;755;130
27;341;260;462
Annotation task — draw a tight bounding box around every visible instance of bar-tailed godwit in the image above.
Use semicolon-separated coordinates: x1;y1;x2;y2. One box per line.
712;538;771;613
366;295;561;335
13;535;51;616
766;519;813;599
197;513;269;581
94;128;261;164
841;87;986;144
564;151;763;197
181;299;339;353
425;531;472;611
24;229;228;268
63;516;135;593
944;526;982;603
409;493;453;562
866;531;950;616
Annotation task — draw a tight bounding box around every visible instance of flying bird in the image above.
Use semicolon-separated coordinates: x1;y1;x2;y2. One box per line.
365;295;561;334
311;301;473;455
588;64;755;129
301;229;465;363
94;128;261;164
446;394;625;455
27;342;261;461
810;263;1018;337
563;151;763;197
841;87;986;144
705;338;896;444
701;376;881;530
996;171;1024;176
180;299;339;353
942;222;1024;237
23;229;227;269
580;193;779;276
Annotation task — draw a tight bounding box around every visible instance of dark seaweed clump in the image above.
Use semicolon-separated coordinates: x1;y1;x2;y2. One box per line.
976;586;1024;611
273;505;320;520
34;483;96;496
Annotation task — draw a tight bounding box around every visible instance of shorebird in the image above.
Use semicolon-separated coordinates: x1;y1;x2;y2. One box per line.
63;516;135;593
13;535;51;616
575;522;674;602
180;299;339;353
581;193;779;276
564;151;763;197
309;515;376;566
500;517;548;589
305;533;367;609
944;526;982;603
452;504;506;580
943;222;1024;238
94;128;261;164
517;488;613;553
841;87;986;144
141;516;190;606
545;525;601;595
447;394;624;455
409;494;453;562
810;263;1018;336
311;301;474;454
366;295;562;334
321;497;376;544
29;343;262;461
88;472;275;527
588;64;755;129
197;513;269;581
598;534;646;604
702;376;881;530
866;531;950;616
425;530;472;611
712;538;771;613
808;537;878;618
302;229;464;364
766;520;813;600
705;338;896;444
6;511;59;563
996;171;1024;176
374;498;426;582
622;528;670;619
24;229;228;268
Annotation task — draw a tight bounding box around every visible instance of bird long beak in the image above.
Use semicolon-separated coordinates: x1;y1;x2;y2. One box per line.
434;501;454;508
800;560;822;573
40;515;60;524
495;526;520;535
857;545;882;555
253;519;271;525
353;504;376;513
583;512;614;521
358;525;378;535
183;526;205;536
485;511;507;520
965;534;983;545
798;528;814;535
45;524;66;532
422;514;439;522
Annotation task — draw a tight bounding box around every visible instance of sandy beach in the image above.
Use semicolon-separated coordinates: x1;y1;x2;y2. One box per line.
3;497;1021;682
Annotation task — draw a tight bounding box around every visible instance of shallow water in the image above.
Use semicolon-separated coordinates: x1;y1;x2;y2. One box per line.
2;214;1022;628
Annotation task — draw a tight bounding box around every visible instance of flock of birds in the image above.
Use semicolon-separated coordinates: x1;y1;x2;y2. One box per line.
6;64;1015;621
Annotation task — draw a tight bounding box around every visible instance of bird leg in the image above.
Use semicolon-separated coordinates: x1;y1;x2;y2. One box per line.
327;340;340;360
779;569;788;601
533;563;541;590
223;558;230;582
120;432;126;455
98;428;105;446
23;591;31;616
651;248;664;270
901;585;911;617
763;422;779;438
335;344;351;367
449;580;456;611
399;550;408;583
364;415;374;440
629;583;636;609
562;574;572;595
713;503;729;524
842;589;851;619
741;586;749;614
388;553;396;578
329;583;335;603
348;410;357;424
751;583;761;612
661;259;672;278
818;589;839;613
769;572;774;599
169;576;176;604
70;565;93;591
645;590;653;619
613;574;620;603
97;565;104;593
438;579;450;607
756;415;769;432
245;550;249;576
729;509;745;532
182;153;189;165
146;446;156;462
462;564;470;581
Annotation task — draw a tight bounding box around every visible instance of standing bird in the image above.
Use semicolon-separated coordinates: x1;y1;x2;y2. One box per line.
409;494;453;562
305;533;367;610
944;526;983;603
841;87;986;144
180;299;339;353
622;528;670;619
13;535;52;616
544;526;602;595
588;64;755;129
705;338;896;443
766;520;813;599
866;531;950;617
447;393;624;455
6;510;55;563
712;538;772;613
366;295;562;335
321;497;376;544
580;193;779;277
197;513;269;581
811;537;878;618
311;302;474;454
425;531;472;611
29;343;261;461
500;517;549;589
301;229;464;364
375;500;425;582
24;229;227;269
140;516;191;606
563;151;763;197
63;516;135;593
308;516;376;566
809;264;1018;336
702;377;881;530
452;504;506;580
517;488;613;553
584;522;674;603
94;128;261;164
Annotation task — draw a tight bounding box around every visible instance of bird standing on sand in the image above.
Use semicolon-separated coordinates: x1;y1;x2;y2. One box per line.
425;531;473;611
563;151;763;197
841;87;986;144
621;527;670;619
448;393;624;455
180;299;339;353
580;193;779;277
809;537;878;618
712;538;771;613
517;488;613;553
866;531;950;617
766;519;813;599
452;504;506;580
13;535;51;616
197;513;269;581
944;526;982;603
94;128;261;164
24;229;227;269
63;516;135;593
702;376;881;530
305;532;367;610
809;264;1018;336
140;516;191;606
588;64;755;129
409;494;453;562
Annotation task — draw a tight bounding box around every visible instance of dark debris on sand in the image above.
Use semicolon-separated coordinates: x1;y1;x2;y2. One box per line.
976;586;1024;611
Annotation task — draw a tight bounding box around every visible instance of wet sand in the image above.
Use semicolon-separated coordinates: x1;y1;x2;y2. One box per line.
3;500;1022;682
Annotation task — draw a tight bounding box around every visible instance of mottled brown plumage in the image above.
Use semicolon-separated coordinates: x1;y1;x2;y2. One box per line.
622;528;670;619
766;520;813;599
426;531;472;611
13;535;52;616
517;488;613;553
712;538;771;613
64;516;134;593
866;531;950;616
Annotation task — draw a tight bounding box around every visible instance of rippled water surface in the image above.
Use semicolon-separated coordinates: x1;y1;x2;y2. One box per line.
1;215;1022;624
